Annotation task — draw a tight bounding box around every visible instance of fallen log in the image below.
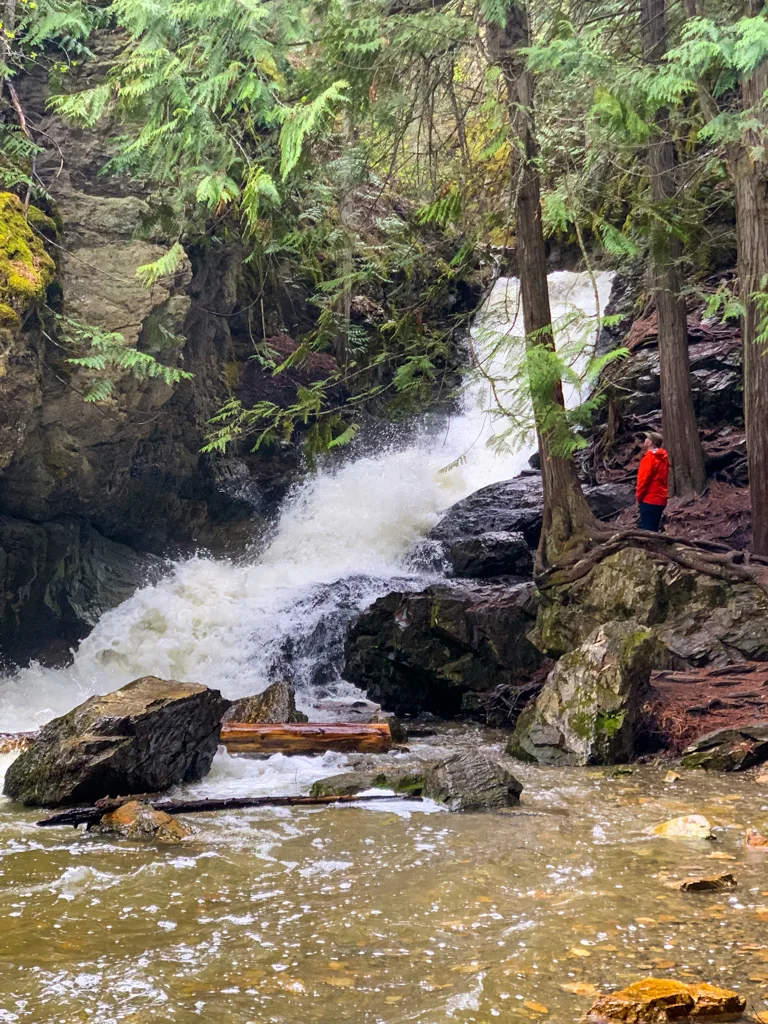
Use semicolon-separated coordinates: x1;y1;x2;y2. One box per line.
220;721;392;755
37;791;418;829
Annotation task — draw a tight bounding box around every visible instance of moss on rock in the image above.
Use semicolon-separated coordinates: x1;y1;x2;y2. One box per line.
0;193;56;322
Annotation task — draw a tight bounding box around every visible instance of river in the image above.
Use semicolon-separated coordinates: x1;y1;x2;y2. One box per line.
3;271;766;1023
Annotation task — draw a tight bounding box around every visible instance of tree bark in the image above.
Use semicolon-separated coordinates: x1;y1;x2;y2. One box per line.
641;0;706;498
734;0;768;554
220;721;392;754
486;3;597;570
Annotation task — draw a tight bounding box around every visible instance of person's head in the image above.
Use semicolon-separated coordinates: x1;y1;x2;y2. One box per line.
644;431;663;451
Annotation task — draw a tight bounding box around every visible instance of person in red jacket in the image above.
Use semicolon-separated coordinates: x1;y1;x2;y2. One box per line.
636;431;669;531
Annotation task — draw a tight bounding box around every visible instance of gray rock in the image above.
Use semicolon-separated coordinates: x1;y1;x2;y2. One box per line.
508;620;664;766
447;530;532;579
423;750;523;811
310;768;426;798
223;682;308;724
429;477;634;552
535;545;768;666
681;722;768;771
344;580;542;717
3;676;229;807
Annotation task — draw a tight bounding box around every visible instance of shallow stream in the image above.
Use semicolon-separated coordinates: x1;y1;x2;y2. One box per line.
2;745;768;1023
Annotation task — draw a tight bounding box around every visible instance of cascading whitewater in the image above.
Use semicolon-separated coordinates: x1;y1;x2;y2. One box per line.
0;272;614;733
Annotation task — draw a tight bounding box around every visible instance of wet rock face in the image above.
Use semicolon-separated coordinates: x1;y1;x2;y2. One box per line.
3;676;229;807
508;620;664;766
535;546;768;665
223;682;308;724
680;722;768;771
429;477;634;555
343;580;542;717
446;531;532;579
0;515;162;663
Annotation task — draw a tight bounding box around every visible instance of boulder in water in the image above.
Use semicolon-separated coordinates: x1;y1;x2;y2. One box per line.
310;768;426;798
344;580;542;717
92;800;193;843
223;681;308;724
651;814;713;839
508;620;663;766
423;750;522;812
3;676;229;807
585;979;745;1022
680;722;768;771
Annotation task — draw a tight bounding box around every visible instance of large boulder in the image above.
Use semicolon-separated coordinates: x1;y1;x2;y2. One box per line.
681;722;768;771
223;681;308;724
309;750;523;812
3;676;229;807
423;751;522;812
343;580;542;717
508;620;664;766
429;477;634;552
535;545;768;665
446;530;532;579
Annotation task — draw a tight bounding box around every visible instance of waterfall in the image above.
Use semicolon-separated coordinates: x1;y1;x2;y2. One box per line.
0;271;614;733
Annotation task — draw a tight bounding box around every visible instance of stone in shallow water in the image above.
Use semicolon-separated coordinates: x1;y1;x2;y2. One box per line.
3;676;229;807
422;750;522;812
92;800;192;844
650;815;713;840
586;978;745;1022
223;681;308;724
679;872;736;892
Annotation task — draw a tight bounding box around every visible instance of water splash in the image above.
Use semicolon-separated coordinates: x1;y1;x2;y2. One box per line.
0;271;613;732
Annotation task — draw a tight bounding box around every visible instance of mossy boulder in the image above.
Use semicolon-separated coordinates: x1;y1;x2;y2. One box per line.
508;619;665;766
3;676;230;807
680;722;768;771
535;546;768;666
344;580;542;717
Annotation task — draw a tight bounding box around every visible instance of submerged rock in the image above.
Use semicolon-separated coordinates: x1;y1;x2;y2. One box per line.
745;828;768;850
535;545;768;666
223;682;308;724
3;676;229;807
344;580;542;717
651;814;713;840
423;750;522;811
679;872;736;892
680;722;768;771
586;978;745;1022
92;800;192;844
508;620;663;766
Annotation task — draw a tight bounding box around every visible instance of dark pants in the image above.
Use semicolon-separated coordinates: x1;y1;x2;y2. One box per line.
639;501;665;532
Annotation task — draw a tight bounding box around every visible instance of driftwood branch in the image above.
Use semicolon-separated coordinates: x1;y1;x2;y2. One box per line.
37;792;421;829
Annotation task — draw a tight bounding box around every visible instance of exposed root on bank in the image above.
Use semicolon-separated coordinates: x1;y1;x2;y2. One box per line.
536;528;768;597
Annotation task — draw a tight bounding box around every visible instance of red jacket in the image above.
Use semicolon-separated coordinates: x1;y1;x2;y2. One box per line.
636;447;669;505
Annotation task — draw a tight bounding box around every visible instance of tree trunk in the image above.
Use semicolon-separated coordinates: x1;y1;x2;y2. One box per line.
641;0;706;498
220;721;392;754
486;4;596;570
734;3;768;554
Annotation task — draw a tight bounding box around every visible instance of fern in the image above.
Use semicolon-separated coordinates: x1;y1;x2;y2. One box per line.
135;243;187;288
278;80;349;179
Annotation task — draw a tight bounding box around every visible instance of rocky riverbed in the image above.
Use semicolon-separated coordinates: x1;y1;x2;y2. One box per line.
2;725;768;1023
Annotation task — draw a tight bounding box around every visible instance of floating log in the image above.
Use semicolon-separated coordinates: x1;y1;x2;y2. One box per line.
36;791;417;829
220;721;392;755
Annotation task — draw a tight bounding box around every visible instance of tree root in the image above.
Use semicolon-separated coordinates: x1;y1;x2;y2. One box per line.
536;528;768;598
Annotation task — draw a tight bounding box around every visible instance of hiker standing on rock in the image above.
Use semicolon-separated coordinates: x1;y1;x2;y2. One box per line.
636;431;669;532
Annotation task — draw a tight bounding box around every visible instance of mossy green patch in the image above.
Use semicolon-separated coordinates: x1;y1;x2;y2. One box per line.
0;192;56;318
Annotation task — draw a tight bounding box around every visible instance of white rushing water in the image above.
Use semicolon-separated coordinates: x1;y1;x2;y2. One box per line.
0;271;613;737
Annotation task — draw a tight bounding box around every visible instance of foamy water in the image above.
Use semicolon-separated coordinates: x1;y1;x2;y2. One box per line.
0;272;613;738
